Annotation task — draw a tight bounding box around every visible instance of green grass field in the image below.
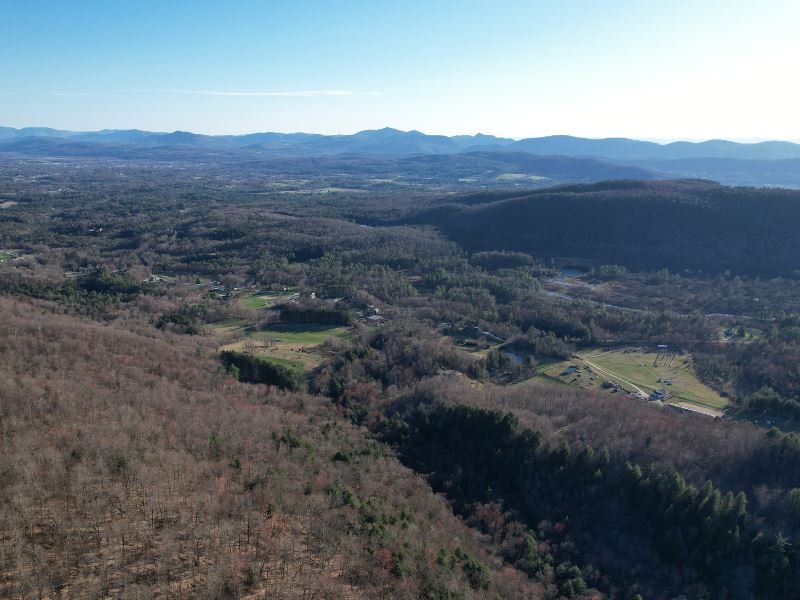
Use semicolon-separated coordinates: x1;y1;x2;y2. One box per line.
259;323;351;345
240;295;271;310
556;349;727;410
0;251;12;262
239;290;296;310
221;323;352;369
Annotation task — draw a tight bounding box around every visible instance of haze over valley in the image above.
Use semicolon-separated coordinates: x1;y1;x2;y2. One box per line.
3;126;800;188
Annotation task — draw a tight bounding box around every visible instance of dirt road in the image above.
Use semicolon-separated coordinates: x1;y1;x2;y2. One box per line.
581;358;648;399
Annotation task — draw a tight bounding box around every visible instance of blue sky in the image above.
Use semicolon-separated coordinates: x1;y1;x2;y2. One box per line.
2;0;799;139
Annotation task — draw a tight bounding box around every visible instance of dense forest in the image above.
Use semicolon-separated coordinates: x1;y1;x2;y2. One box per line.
2;157;800;598
412;180;800;275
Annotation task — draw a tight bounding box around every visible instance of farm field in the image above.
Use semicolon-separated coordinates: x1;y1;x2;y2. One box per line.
536;347;727;412
220;322;352;370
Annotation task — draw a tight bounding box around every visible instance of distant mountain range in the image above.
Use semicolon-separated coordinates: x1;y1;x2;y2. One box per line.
2;126;800;187
0;126;514;156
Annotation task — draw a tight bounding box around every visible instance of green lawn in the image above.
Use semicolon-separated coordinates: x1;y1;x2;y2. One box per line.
0;251;12;262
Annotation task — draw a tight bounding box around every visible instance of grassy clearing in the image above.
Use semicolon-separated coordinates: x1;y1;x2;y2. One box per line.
239;290;296;310
221;323;352;370
579;349;726;409
240;295;271;310
262;323;352;345
0;251;13;262
455;340;503;358
539;348;726;410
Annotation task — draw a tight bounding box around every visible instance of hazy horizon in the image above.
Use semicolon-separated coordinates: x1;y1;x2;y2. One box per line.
2;123;800;146
3;0;799;140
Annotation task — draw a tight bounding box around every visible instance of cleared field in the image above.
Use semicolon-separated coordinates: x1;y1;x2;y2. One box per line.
313;187;368;194
463;342;503;359
538;348;727;411
0;251;12;262
240;295;271;310
494;173;548;182
239;290;297;310
221;323;352;369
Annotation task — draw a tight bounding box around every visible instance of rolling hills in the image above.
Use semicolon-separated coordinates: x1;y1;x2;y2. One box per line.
2;126;800;187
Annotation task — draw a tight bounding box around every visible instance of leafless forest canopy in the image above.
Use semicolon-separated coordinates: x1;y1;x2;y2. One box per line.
2;158;800;599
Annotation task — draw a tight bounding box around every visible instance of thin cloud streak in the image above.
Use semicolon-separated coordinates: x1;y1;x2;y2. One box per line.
167;89;381;97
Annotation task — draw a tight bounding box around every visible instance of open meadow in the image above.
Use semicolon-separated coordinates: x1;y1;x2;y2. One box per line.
220;322;353;370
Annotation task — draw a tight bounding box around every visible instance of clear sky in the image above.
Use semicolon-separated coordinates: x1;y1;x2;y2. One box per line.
2;0;799;140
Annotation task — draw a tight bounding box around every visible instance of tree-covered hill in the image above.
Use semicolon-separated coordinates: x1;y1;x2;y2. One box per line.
412;179;800;275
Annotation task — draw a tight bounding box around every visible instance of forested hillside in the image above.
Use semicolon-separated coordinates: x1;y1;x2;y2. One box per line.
3;159;800;598
414;180;800;275
6;0;800;597
0;297;545;599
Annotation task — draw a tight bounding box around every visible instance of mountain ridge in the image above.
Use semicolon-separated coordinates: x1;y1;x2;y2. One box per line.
3;125;800;159
3;126;800;187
